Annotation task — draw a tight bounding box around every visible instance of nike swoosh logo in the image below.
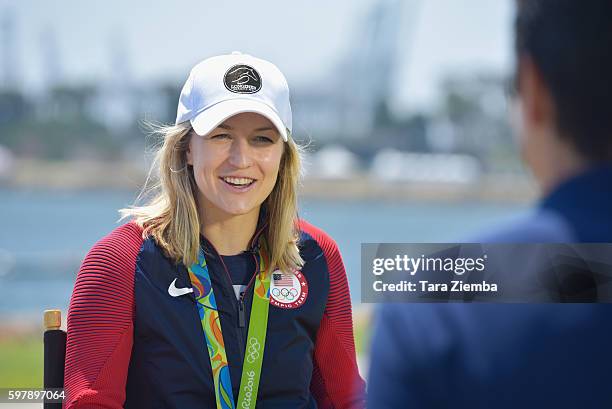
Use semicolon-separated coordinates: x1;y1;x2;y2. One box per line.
168;278;194;297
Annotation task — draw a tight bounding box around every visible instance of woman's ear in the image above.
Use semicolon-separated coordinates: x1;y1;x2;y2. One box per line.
186;137;193;165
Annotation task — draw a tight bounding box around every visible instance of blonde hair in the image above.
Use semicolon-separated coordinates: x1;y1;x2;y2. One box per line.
120;121;304;272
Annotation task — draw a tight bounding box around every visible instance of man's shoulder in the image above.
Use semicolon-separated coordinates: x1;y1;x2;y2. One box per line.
470;209;575;243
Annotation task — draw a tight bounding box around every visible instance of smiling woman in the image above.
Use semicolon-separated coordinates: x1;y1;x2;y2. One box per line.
62;52;366;409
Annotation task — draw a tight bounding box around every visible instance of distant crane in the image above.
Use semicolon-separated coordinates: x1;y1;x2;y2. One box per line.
40;25;62;89
292;0;418;140
1;9;20;90
338;0;407;136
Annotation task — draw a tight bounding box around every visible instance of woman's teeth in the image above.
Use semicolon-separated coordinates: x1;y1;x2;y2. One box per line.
222;177;255;186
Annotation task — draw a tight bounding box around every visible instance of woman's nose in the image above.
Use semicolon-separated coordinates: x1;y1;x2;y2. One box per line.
227;138;253;168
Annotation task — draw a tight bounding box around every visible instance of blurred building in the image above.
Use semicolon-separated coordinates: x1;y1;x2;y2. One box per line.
0;0;521;178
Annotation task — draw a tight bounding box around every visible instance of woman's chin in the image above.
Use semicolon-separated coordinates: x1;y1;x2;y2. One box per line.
216;202;260;217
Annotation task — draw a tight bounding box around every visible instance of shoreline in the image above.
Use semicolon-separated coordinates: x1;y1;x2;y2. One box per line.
1;159;537;203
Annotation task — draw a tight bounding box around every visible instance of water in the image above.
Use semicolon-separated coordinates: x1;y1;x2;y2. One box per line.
0;188;528;315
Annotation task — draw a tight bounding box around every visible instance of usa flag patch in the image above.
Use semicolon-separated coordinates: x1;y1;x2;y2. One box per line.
269;269;309;309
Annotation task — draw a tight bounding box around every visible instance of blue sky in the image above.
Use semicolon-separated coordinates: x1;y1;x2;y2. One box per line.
1;0;514;113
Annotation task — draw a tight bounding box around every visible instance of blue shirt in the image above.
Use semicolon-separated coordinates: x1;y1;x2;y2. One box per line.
367;165;612;409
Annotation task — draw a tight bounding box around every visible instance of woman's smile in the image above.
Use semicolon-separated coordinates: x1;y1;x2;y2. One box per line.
219;175;258;192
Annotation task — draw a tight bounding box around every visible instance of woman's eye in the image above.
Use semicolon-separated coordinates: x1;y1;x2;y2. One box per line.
253;135;274;144
210;133;231;140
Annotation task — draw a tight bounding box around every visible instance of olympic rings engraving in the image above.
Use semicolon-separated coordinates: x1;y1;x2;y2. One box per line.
246;337;261;364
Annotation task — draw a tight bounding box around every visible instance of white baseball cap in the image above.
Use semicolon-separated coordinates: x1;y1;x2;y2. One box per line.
175;52;292;141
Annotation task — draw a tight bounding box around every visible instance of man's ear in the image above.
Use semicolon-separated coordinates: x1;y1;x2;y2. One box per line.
518;55;555;128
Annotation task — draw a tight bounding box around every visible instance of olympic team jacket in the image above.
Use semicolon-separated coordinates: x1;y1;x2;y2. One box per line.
63;220;366;409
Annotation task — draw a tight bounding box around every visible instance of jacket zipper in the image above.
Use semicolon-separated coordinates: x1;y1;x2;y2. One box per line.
238;298;246;328
203;229;265;367
236;252;258;365
236;292;247;365
210;253;256;366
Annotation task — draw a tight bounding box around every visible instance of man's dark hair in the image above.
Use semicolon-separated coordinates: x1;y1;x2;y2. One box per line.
515;0;612;161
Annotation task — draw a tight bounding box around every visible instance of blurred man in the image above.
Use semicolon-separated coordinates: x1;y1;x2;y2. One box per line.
368;0;612;408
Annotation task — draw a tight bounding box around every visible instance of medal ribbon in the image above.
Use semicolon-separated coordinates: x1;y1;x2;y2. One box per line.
188;243;271;409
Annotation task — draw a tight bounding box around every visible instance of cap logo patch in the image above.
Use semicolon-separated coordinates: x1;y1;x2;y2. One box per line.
223;64;262;94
